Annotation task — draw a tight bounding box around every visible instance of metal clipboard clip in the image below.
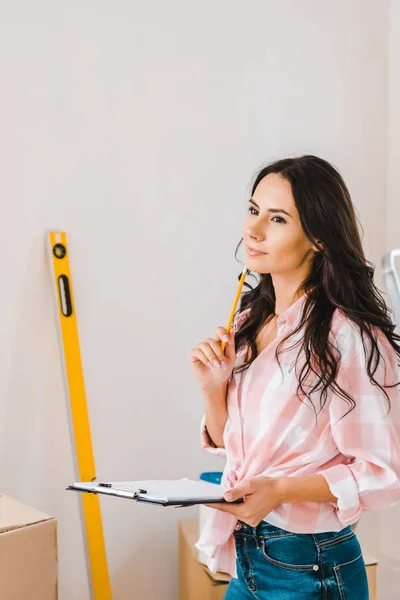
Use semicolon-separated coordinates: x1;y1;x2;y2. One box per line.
94;483;148;500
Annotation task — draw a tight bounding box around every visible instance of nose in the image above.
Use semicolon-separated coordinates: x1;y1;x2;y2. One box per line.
245;225;265;241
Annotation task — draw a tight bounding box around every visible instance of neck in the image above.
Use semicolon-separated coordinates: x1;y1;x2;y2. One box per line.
272;277;306;317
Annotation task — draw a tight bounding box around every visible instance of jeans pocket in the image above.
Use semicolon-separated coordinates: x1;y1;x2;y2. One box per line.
318;529;356;548
260;535;319;572
333;551;369;600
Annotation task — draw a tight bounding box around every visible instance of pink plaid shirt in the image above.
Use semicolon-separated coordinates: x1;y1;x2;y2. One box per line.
195;293;400;577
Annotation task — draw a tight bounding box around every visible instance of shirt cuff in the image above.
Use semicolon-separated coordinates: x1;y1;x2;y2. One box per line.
317;463;363;527
200;415;227;459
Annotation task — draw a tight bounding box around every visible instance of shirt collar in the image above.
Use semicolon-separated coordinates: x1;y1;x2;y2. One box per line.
276;292;309;330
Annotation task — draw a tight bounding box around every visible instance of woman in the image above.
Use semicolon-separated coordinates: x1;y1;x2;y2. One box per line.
189;155;400;599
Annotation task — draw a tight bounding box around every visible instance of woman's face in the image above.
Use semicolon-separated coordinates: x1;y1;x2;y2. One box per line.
242;173;318;275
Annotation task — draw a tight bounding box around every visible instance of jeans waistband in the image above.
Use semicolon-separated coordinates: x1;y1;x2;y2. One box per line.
234;519;354;546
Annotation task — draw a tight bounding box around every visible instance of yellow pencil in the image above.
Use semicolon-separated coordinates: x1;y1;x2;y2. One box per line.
221;264;248;353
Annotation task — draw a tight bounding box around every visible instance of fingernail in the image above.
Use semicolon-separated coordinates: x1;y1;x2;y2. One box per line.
213;360;221;368
221;361;228;370
225;492;233;501
222;335;229;342
207;361;213;368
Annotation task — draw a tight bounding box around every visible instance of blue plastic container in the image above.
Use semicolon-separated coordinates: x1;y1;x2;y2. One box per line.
199;471;223;485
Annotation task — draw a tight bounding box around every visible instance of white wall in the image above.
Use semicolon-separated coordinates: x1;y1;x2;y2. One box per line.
0;1;392;598
381;0;400;561
387;0;400;254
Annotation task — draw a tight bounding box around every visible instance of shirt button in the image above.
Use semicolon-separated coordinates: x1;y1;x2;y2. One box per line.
313;565;319;571
235;522;242;531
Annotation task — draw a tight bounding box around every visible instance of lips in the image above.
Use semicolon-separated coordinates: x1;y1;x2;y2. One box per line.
246;246;267;255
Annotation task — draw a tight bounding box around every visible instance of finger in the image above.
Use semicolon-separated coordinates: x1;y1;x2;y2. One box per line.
224;482;254;502
224;327;237;361
215;327;230;344
207;339;228;364
198;342;224;368
189;349;213;368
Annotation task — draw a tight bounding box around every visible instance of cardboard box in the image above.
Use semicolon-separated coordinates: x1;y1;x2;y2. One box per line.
179;520;377;600
0;494;58;600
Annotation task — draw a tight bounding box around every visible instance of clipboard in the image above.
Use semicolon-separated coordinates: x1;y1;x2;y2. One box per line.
67;478;244;507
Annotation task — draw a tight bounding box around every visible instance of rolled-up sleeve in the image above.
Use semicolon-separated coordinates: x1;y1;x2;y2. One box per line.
200;414;227;458
317;326;400;527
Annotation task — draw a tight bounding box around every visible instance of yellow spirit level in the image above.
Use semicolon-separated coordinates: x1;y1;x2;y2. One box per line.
47;231;112;599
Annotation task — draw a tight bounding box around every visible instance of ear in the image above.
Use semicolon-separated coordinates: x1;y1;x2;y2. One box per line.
312;239;323;253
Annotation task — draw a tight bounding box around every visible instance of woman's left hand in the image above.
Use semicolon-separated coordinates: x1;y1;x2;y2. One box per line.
205;476;284;527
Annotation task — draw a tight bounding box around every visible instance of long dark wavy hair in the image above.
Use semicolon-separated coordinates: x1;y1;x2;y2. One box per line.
232;155;400;422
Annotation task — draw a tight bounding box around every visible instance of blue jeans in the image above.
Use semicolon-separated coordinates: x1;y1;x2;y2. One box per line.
223;519;369;600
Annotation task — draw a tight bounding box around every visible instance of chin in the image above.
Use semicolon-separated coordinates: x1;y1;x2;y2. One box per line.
254;270;271;275
247;257;271;270
246;265;271;276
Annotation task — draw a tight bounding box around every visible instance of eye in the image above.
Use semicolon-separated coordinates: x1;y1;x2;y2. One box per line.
247;207;258;216
247;207;286;223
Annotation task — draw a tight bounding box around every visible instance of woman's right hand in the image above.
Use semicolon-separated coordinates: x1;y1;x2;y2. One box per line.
188;326;237;390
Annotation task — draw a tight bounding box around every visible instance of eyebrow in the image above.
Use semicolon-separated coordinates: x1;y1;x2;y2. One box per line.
249;198;292;218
